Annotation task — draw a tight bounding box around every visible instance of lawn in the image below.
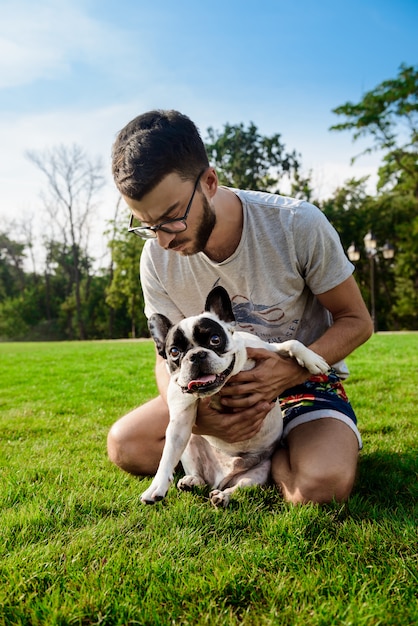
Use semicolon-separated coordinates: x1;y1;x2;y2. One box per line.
0;334;417;625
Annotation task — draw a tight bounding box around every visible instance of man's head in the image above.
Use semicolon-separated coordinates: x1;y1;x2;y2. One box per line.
112;110;210;200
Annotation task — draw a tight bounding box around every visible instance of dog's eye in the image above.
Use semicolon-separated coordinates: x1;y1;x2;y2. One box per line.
209;334;222;347
169;347;181;359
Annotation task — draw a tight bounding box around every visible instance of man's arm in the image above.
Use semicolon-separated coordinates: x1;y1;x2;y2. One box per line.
169;276;373;443
155;352;170;404
218;276;373;409
307;275;373;367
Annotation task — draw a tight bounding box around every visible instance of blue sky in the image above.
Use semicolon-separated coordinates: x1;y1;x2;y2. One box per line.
1;0;417;261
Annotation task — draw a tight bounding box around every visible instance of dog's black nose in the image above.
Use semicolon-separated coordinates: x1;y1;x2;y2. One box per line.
190;351;207;362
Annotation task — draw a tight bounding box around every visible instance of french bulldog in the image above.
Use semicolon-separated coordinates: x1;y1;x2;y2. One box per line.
141;286;329;507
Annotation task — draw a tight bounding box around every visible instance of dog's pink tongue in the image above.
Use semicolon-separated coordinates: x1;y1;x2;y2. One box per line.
188;374;216;390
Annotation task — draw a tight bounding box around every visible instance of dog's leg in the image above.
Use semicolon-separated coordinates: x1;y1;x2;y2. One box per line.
177;434;222;492
140;393;196;504
140;414;195;504
272;340;330;375
209;459;271;508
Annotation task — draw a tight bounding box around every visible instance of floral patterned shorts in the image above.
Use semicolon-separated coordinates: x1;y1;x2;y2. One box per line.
279;369;362;449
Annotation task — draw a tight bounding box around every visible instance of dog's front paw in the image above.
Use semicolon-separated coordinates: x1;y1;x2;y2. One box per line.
209;489;230;508
177;475;206;491
296;352;330;375
140;478;171;505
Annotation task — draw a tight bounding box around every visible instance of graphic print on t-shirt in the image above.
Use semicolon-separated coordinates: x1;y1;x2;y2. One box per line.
230;294;284;336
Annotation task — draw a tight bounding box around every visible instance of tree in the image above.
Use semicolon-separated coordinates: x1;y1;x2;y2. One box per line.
27;144;104;339
0;232;26;298
106;214;147;338
330;64;418;197
205;122;300;192
388;196;418;328
0;232;28;338
43;239;94;339
289;169;317;204
330;64;418;329
321;181;404;330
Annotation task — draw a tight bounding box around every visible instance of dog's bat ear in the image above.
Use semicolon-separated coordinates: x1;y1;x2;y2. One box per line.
205;286;235;323
148;314;173;358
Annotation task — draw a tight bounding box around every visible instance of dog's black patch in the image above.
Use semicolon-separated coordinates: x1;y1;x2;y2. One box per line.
205;286;235;323
192;318;229;355
165;327;192;373
148;313;173;358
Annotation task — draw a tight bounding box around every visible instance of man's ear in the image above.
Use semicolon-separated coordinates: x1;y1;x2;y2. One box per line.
202;167;218;199
148;314;173;358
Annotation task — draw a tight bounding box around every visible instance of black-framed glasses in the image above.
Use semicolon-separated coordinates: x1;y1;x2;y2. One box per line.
128;169;206;239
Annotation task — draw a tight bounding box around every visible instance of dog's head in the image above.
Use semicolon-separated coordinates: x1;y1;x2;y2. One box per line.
148;286;245;397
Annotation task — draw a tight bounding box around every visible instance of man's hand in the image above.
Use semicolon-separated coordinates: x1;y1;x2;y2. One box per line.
193;347;308;444
193;396;274;443
218;347;308;410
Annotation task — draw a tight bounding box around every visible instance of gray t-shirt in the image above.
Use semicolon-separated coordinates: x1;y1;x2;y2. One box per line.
140;189;354;376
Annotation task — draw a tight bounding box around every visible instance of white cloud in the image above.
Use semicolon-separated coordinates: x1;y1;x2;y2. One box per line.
309;161;378;199
0;104;127;269
0;0;121;89
0;0;385;269
0;99;381;224
0;107;122;208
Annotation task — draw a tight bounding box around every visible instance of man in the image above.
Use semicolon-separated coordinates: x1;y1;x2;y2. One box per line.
107;110;373;504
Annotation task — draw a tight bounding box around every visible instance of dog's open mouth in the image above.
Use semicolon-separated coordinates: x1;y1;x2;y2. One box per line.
183;356;235;395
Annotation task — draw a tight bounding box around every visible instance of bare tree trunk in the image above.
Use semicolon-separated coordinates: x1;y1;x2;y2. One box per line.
27;145;104;341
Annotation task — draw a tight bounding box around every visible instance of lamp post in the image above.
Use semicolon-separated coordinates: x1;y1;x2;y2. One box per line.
347;232;395;332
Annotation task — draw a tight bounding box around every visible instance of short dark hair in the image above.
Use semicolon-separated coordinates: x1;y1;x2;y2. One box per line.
111;110;209;200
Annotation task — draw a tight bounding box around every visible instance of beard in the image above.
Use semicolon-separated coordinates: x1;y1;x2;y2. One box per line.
168;194;216;255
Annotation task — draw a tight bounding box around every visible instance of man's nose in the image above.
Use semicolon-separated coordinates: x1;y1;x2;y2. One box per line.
156;230;176;249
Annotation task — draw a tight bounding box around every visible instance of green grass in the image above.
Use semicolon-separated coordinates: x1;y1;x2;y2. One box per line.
0;335;417;625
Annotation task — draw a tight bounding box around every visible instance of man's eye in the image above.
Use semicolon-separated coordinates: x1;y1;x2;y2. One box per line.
209;334;222;347
169;347;181;358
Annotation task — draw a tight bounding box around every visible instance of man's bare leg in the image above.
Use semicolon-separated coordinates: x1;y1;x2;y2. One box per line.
271;418;359;504
107;396;169;476
108;403;359;504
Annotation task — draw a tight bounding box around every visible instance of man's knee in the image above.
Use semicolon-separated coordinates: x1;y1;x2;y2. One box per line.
282;465;356;505
107;400;168;476
107;422;128;470
273;419;359;505
107;420;149;475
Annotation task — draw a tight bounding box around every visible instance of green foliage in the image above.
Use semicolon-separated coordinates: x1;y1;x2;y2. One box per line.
328;64;418;329
331;63;418;196
0;337;417;625
377;148;418;195
289;169;317;203
322;183;418;330
0;233;26;299
391;210;418;327
205;122;300;191
106;218;148;338
1;65;417;339
0;296;29;338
